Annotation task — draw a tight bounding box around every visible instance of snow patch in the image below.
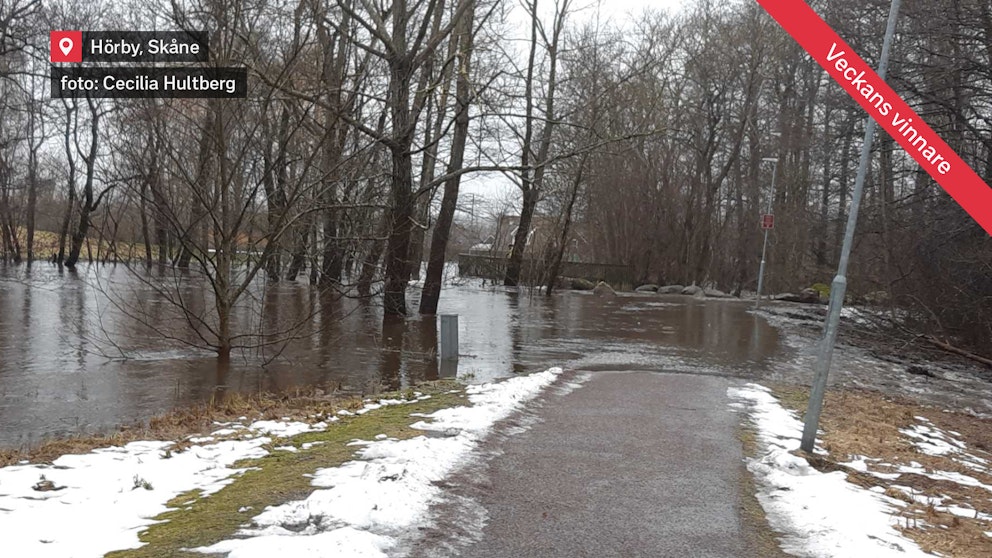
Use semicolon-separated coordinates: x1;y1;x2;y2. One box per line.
0;438;272;557
248;420;326;438
194;367;566;558
0;390;436;557
200;526;393;558
729;384;932;557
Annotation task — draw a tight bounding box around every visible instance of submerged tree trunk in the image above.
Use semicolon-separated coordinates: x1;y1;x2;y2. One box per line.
504;0;541;287
57;102;79;266
408;0;455;283
316;1;351;287
139;173;153;267
150;144;169;267
505;0;565;286
357;214;388;297
26;103;40;264
66;100;102;270
262;105;291;282
544;154;586;295
177;110;216;269
285;214;311;281
382;137;415;315
421;0;475;314
504;186;539;285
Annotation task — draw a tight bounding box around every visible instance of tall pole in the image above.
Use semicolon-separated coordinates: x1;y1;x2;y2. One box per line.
754;158;778;309
801;0;902;453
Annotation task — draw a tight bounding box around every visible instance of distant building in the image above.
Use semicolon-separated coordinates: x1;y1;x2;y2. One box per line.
485;214;589;262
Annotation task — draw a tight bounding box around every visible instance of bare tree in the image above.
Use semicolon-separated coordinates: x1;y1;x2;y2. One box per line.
420;0;477;314
503;0;568;287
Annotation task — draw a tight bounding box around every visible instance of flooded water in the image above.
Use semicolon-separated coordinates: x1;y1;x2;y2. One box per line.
0;263;782;448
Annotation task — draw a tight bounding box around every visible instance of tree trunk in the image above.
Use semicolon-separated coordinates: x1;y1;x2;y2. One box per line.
26;104;40;264
383;140;415;315
504;186;539;286
504;0;541;287
57;102;79;266
816;109;833;269
213;99;235;362
317;2;350;287
0;188;21;264
505;0;565;287
835;114;855;261
65;197;91;268
216;297;232;363
380;0;418;316
177;110;215;269
357;214;388;297
285;216;310;281
544;154;586;295
139;141;154;268
66;100;101;270
420;1;475;314
408;0;455;283
150;149;169;267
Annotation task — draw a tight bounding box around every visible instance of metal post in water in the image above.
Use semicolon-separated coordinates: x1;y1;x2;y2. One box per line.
801;0;902;453
440;314;459;361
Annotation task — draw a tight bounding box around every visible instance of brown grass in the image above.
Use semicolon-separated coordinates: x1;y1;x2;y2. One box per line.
0;383;435;467
772;385;992;558
13;227;261;263
12;227;157;263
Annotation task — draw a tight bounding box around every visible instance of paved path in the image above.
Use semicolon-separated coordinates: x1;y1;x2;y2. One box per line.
413;370;770;557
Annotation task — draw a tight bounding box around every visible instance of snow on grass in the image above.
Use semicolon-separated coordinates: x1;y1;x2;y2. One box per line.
194;367;565;558
196;526;395;557
0;397;427;558
840;456;901;481
729;384;933;557
887;416;992;521
248;420;328;438
901;417;990;474
0;437;271;558
902;418;967;457
888;486;992;522
912;468;992;492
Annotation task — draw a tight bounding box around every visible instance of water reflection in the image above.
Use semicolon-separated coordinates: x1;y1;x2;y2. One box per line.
0;264;781;447
417;315;440;381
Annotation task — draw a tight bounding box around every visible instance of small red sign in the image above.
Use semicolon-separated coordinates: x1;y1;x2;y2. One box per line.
50;31;82;63
761;214;775;230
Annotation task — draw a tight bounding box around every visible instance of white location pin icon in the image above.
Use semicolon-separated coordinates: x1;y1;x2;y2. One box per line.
59;37;73;56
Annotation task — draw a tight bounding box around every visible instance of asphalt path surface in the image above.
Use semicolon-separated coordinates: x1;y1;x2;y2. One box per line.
412;370;772;558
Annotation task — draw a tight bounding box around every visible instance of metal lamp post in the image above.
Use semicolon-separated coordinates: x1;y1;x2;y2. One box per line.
800;0;902;453
754;157;779;309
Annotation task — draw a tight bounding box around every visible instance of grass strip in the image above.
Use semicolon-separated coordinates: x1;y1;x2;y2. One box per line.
106;383;465;558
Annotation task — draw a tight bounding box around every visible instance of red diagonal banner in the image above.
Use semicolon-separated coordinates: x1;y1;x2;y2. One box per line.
756;0;992;236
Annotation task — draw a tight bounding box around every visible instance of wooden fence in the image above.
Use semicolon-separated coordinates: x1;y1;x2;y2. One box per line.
457;254;633;288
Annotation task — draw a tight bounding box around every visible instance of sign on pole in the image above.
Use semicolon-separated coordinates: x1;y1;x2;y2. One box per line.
755;0;992;236
761;214;775;230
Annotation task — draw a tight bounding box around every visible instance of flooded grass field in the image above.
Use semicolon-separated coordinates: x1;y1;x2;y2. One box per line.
0;264;782;448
